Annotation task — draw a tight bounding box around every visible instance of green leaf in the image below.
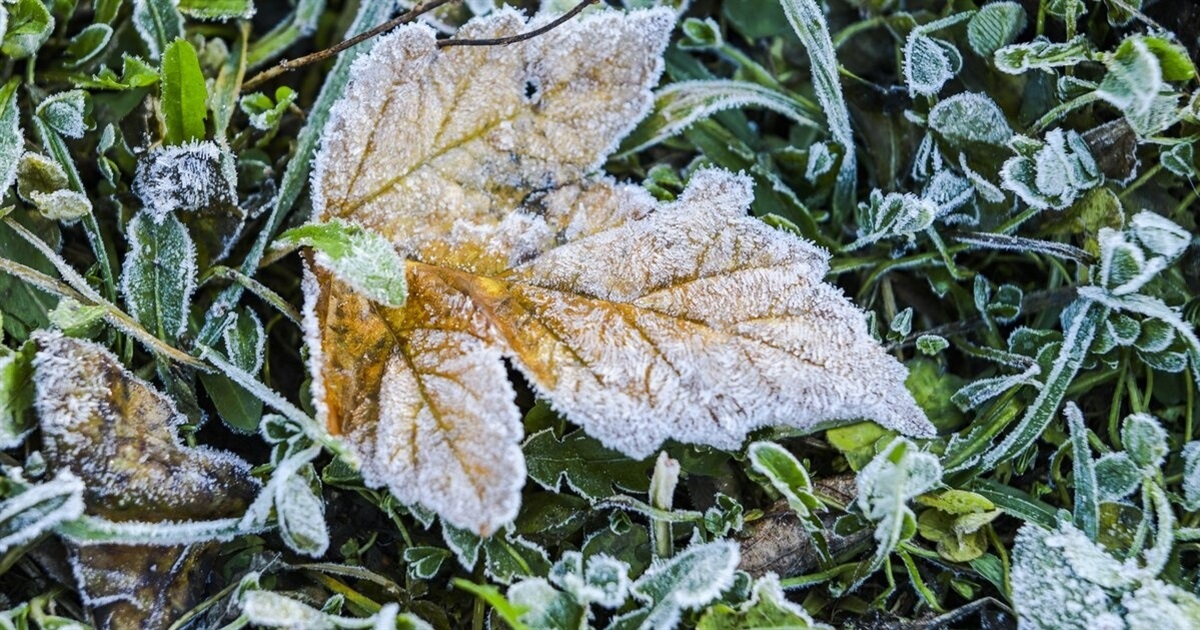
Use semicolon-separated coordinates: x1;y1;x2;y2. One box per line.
1094;452;1141;501
78;55;160;90
245;0;324;69
928;92;1013;149
178;0;254;20
1182;442;1200;511
1;0;54;60
62;23;112;68
967;1;1026;58
199;310;264;432
506;579;585;630
994;36;1094;74
1140;36;1196;82
454;580;531;630
404;546;451;580
275;219;407;306
0;342;35;449
523;427;652;500
120;211;197;344
132;0;183;60
1065;403;1099;540
160;38;209;144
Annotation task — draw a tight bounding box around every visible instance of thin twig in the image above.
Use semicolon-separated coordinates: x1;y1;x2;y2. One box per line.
243;0;460;92
437;0;599;48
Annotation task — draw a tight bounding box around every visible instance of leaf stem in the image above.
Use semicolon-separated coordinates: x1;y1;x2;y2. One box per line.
242;0;460;91
438;0;600;48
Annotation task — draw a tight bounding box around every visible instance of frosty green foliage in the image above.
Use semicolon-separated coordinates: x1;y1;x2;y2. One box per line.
524;428;651;500
177;0;254;21
927;92;1013;149
0;342;34;449
0;0;52;59
47;298;105;337
748;441;828;561
240;86;298;132
0;80;21;196
994;36;1094;74
240;445;329;557
0;469;84;554
507;579;585;630
853;438;942;586
62;24;111;68
1094;452;1141;502
779;0;856;215
1097;35;1193;137
1012;520;1200;629
904;33;961;97
277;219;408;306
611;541;739;630
696;574;830;629
621;80;820;155
131;0;182;60
966;2;1025;58
14;152;91;221
120;211;197;344
916;334;949;355
1001;129;1101;210
35;91;87;140
1183;442;1200;511
850;189;935;249
1121;413;1168;470
241;588;428;629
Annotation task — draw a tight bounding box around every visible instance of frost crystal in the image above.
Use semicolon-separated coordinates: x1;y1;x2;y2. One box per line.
133;140;237;221
1001;129;1101;210
307;8;932;534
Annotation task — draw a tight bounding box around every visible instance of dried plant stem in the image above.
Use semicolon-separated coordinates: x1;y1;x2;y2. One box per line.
437;0;599;48
243;0;460;91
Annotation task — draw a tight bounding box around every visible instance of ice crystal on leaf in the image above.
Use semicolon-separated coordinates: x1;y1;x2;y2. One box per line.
306;8;933;535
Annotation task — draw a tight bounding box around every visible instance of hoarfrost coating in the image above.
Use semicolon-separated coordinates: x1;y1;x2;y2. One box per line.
305;7;933;534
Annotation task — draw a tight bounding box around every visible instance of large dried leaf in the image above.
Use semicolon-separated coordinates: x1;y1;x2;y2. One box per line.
306;8;932;535
32;331;259;628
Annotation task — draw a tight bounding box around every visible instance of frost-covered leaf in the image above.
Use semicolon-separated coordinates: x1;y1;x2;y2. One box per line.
63;24;112;68
524;428;652;500
779;0;856;215
31;332;260;628
133;141;243;263
853;438;942;586
904;34;960;97
36;90;88;140
620;80;820;155
307;9;931;535
696;574;830;630
240;86;297;132
1094;452;1141;501
1129;210;1190;262
275;467;329;557
850;189;935;249
79;55;160;91
1183;442;1200;511
994;36;1094;74
15;152;92;221
177;0;254;21
404;546;452;580
966;1;1025;58
927;92;1013;149
611;541;739;630
1120;413;1168;470
916;334;949;355
199;310;266;432
277;219;408;306
1000;129;1101;210
1;0;53;60
0;469;84;554
1097;35;1184;137
0;80;22;197
747;441;828;561
506;579;585;630
120;211;197;344
132;0;182;60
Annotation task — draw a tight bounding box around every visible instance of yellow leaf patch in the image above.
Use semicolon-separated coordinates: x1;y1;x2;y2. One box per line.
306;8;933;535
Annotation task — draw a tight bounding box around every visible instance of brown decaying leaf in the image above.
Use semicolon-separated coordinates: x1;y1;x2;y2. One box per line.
32;331;259;628
306;8;933;535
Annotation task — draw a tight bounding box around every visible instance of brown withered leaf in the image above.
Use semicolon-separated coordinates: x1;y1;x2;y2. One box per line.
32;331;259;629
306;8;934;535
